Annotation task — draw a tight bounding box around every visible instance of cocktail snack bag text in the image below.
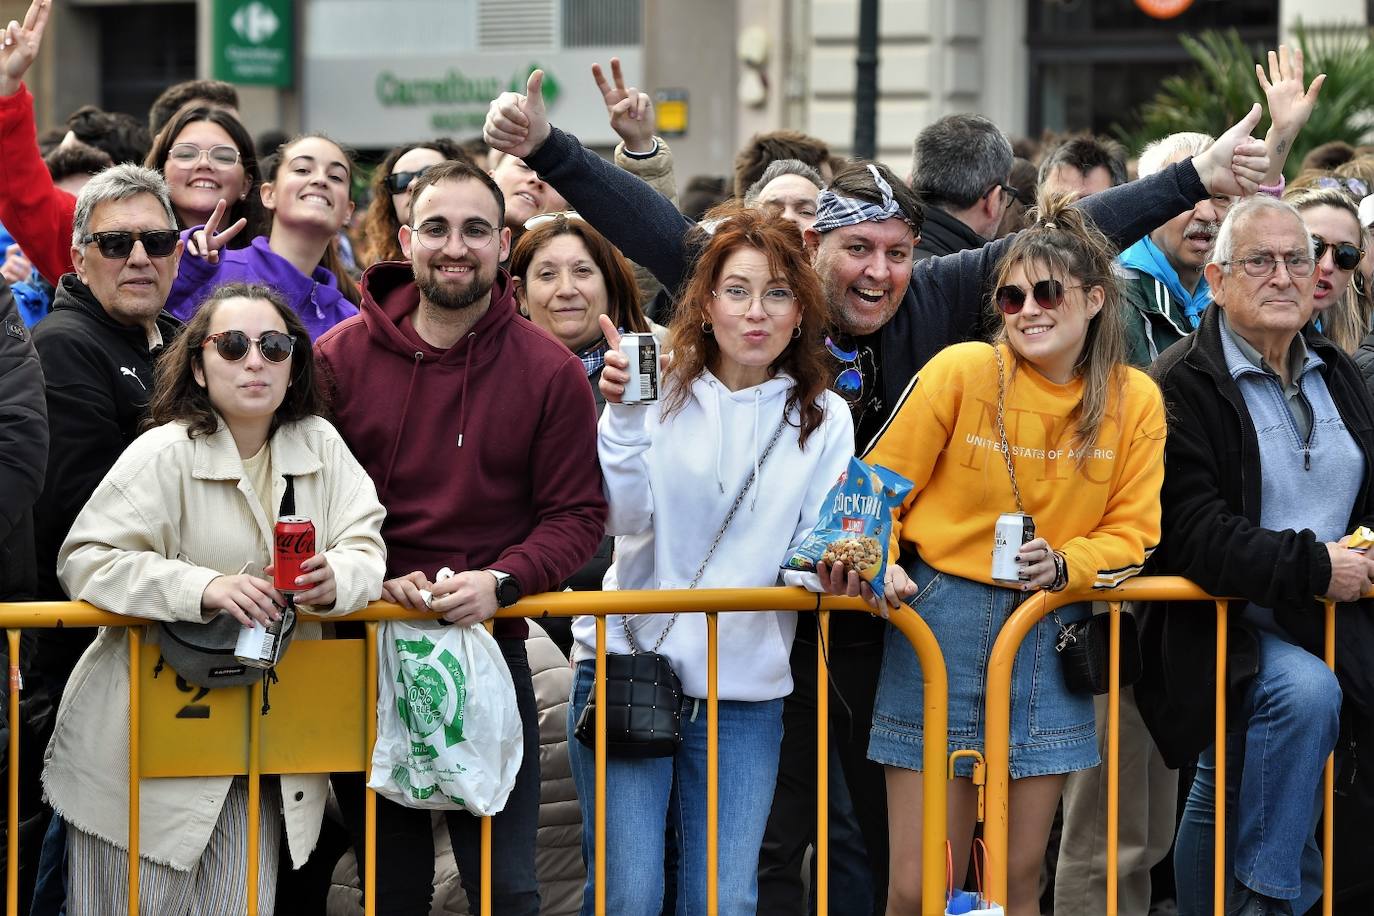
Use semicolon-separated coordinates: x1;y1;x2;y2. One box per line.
782;456;913;600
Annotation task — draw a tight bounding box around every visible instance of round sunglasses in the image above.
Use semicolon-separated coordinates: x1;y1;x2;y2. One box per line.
201;330;296;363
82;229;179;260
994;279;1084;315
825;336;863;404
1312;236;1365;272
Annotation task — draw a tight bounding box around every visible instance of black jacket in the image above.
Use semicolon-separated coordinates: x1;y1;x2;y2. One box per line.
912;205;988;262
26;275;180;742
1353;328;1374;401
0;281;46;601
1138;303;1374;768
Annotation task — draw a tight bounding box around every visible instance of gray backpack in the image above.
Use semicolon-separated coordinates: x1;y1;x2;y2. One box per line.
153;477;299;696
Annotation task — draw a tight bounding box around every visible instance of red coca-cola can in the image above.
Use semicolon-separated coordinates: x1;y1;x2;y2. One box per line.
274;516;315;593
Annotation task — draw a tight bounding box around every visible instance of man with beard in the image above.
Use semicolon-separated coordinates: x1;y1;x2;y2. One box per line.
485;72;1271;912
314;159;606;916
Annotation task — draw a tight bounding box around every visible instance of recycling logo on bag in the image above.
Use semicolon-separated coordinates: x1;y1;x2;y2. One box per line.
393;636;467;748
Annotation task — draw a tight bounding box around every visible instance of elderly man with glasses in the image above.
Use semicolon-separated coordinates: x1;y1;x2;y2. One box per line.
1140;195;1374;916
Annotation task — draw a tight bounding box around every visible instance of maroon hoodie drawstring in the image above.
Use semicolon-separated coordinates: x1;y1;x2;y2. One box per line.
456;331;476;447
380;351;425;499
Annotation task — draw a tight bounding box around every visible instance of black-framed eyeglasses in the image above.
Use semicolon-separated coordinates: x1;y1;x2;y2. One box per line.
201;330;296;363
386;166;432;195
998;184;1024;206
167;143;242;169
1312;235;1365;272
995;279;1083;315
408;221;497;250
82;229;179;259
1222;253;1317;279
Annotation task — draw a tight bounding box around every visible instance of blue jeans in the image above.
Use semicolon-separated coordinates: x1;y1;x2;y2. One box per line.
1174;629;1340;914
567;660;784;916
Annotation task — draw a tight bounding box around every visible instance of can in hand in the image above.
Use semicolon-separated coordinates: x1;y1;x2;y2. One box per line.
234;611;288;669
620;333;660;404
992;511;1035;583
273;516;315;593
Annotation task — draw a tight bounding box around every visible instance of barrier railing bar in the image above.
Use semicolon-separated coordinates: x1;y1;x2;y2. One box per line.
1214;600;1227;916
7;628;19;915
1323;599;1335;916
479;619;495;916
816;609;829;916
593;615;607;916
246;679;262;916
1106;602;1121;916
706;611;719;912
127;627;141;916
364;622;378;916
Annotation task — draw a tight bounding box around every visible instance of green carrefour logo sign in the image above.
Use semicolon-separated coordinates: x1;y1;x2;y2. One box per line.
376;65;560;134
213;0;293;88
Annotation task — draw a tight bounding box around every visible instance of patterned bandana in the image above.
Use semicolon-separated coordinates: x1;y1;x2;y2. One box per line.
811;164;911;234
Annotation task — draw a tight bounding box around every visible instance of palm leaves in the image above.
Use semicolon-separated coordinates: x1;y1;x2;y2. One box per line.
1116;24;1374;177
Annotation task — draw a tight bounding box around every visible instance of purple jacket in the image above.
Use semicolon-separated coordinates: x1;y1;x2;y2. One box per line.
166;233;358;340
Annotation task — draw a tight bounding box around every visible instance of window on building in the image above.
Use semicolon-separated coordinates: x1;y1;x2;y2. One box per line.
99;4;197;119
1026;0;1278;138
563;0;643;47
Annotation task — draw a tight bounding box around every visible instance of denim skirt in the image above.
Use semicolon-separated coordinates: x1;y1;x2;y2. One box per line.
867;553;1099;779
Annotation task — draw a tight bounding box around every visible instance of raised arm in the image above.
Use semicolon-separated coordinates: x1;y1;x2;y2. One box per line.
486;71;694;292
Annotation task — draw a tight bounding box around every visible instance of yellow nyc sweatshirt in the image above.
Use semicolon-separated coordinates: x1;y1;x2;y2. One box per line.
864;342;1166;592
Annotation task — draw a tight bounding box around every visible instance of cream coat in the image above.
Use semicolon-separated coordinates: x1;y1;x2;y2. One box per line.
43;416;386;870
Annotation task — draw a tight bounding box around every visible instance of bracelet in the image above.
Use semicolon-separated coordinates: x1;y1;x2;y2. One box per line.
1050;551;1069;592
621;138;660;159
1257;175;1286;198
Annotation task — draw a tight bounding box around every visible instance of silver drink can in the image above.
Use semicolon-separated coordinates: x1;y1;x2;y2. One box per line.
234;611;287;669
992;512;1035;583
620;332;659;404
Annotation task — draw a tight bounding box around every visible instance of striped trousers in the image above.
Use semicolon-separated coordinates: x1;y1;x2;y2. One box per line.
66;777;282;916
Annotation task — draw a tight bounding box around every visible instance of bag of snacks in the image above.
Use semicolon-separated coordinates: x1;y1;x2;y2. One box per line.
782;456;913;600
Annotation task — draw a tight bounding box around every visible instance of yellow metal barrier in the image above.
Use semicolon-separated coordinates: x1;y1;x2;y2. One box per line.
981;576;1341;915
0;587;951;916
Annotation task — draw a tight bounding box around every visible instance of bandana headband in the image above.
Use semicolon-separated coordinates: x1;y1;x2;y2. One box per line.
811;164;911;234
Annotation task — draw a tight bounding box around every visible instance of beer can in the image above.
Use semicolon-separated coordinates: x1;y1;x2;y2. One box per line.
992;512;1035;583
274;516;315;593
620;332;660;404
234;612;287;669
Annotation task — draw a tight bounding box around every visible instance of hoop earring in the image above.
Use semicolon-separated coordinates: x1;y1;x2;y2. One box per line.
702;321;713;335
791;325;802;339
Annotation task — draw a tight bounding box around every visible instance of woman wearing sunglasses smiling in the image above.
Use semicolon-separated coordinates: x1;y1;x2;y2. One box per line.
821;197;1166;916
1283;185;1369;354
43;281;385;912
164;134;363;341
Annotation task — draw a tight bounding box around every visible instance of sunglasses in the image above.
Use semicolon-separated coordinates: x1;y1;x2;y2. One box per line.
825;336;863;404
386;166;432;195
523;210;583;231
82;229;179;259
1314;176;1370;198
201;330;296;363
1312;235;1365;272
995;279;1084;315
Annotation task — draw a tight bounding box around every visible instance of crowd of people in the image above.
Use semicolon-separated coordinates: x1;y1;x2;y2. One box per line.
4;0;1374;912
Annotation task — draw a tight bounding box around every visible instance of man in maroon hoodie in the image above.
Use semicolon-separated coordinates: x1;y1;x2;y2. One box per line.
315;159;606;915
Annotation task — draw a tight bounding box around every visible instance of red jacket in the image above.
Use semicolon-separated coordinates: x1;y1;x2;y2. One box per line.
0;84;76;284
315;261;607;638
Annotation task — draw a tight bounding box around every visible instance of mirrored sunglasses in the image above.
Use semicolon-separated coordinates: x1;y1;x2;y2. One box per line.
995;279;1083;315
825;336;863;404
83;229;179;259
201;330;296;363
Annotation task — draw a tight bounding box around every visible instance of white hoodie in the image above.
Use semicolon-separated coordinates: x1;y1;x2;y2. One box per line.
571;371;853;701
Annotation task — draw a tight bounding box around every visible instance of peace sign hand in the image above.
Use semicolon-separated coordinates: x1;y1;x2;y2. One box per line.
186;198;247;265
1;0;50;97
592;58;656;154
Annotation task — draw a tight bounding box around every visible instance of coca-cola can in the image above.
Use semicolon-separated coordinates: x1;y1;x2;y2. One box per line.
992;511;1035;584
274;516;315;593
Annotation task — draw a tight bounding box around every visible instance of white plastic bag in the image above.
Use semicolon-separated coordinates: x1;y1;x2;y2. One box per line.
367;618;523;814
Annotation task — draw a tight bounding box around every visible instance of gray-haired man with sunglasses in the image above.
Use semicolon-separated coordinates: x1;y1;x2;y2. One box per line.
24;164;184;901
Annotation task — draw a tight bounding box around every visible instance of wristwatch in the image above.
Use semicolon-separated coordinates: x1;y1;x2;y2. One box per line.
487;569;522;608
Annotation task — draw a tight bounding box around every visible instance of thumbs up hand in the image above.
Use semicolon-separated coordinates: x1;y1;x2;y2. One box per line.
484;70;552;160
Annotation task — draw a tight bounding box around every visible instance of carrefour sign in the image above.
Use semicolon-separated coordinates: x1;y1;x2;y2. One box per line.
214;0;293;88
305;51;635;147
